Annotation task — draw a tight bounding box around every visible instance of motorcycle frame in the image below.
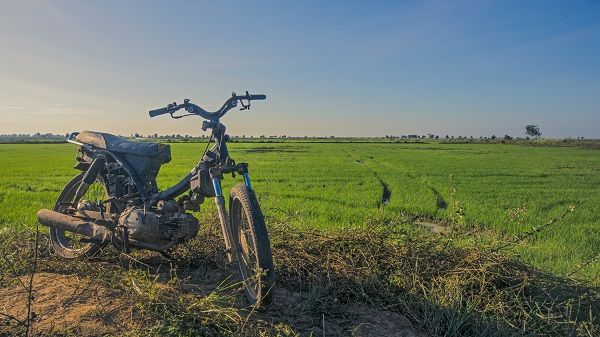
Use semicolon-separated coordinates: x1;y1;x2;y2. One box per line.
67;117;250;261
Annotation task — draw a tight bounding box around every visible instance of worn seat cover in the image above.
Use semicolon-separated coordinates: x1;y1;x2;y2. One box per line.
76;131;169;160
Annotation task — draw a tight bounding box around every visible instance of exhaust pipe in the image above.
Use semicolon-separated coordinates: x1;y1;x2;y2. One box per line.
37;209;176;252
37;209;108;240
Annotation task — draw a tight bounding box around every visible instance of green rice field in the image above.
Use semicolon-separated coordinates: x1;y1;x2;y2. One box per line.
0;142;599;280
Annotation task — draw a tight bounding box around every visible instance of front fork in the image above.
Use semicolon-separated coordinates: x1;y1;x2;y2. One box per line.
211;172;253;263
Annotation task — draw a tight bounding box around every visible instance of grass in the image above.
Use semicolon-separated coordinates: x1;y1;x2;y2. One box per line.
0;141;599;336
1;141;598;279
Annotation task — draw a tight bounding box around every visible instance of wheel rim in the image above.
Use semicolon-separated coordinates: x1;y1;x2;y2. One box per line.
232;198;261;301
52;177;109;253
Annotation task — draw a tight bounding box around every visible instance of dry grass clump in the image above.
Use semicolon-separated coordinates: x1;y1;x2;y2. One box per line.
269;221;599;337
1;220;598;336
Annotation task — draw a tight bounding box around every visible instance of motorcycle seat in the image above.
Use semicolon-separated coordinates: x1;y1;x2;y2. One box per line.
75;131;171;162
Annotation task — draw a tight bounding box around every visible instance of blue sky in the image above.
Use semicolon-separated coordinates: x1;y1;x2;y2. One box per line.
1;0;599;137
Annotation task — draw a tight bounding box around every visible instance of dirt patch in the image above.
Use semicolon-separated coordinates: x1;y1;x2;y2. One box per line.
263;287;426;337
0;272;133;336
0;265;425;336
413;221;450;234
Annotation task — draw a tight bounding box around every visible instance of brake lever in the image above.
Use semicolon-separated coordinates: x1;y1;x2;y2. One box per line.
168;100;194;119
239;91;251;110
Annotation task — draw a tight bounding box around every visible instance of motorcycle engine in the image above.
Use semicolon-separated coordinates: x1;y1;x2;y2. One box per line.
118;200;199;245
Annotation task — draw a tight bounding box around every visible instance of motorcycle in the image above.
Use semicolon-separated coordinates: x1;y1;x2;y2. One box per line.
37;92;275;305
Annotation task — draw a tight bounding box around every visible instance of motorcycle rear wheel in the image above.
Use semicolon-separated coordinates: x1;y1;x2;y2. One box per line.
229;184;275;307
49;173;109;258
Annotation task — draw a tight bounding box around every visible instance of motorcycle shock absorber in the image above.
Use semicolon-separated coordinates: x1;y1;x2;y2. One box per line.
73;157;106;203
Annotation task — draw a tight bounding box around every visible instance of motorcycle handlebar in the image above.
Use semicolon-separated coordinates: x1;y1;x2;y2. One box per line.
148;92;266;119
148;107;171;118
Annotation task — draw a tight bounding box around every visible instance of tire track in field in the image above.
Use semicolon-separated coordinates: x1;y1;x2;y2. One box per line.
392;164;448;211
343;151;390;208
372;157;448;211
345;150;448;212
355;159;391;207
428;186;448;210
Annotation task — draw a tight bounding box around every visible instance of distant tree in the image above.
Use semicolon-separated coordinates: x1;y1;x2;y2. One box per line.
525;124;542;139
134;133;140;138
491;135;497;140
503;134;513;140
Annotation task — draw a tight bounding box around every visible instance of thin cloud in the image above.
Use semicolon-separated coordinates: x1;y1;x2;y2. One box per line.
31;107;105;114
0;105;104;114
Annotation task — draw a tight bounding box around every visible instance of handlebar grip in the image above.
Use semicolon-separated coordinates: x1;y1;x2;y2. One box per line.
249;94;266;100
149;107;170;118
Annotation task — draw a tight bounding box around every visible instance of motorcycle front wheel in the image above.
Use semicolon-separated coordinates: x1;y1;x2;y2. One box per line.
229;184;275;306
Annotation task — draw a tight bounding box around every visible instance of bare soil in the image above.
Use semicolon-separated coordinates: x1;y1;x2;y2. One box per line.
0;267;426;337
0;272;134;336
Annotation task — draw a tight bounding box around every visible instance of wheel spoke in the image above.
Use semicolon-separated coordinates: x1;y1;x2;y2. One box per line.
53;176;109;255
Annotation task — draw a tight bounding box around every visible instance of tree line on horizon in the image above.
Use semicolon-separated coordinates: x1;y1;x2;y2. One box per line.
0;125;594;142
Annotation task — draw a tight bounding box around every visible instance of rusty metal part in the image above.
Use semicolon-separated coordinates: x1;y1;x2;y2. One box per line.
118;206;199;243
156;200;178;212
73;209;116;222
37;209;109;241
119;207;159;241
38;209;185;253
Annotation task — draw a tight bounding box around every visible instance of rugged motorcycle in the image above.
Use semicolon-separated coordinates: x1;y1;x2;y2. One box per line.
37;92;275;305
